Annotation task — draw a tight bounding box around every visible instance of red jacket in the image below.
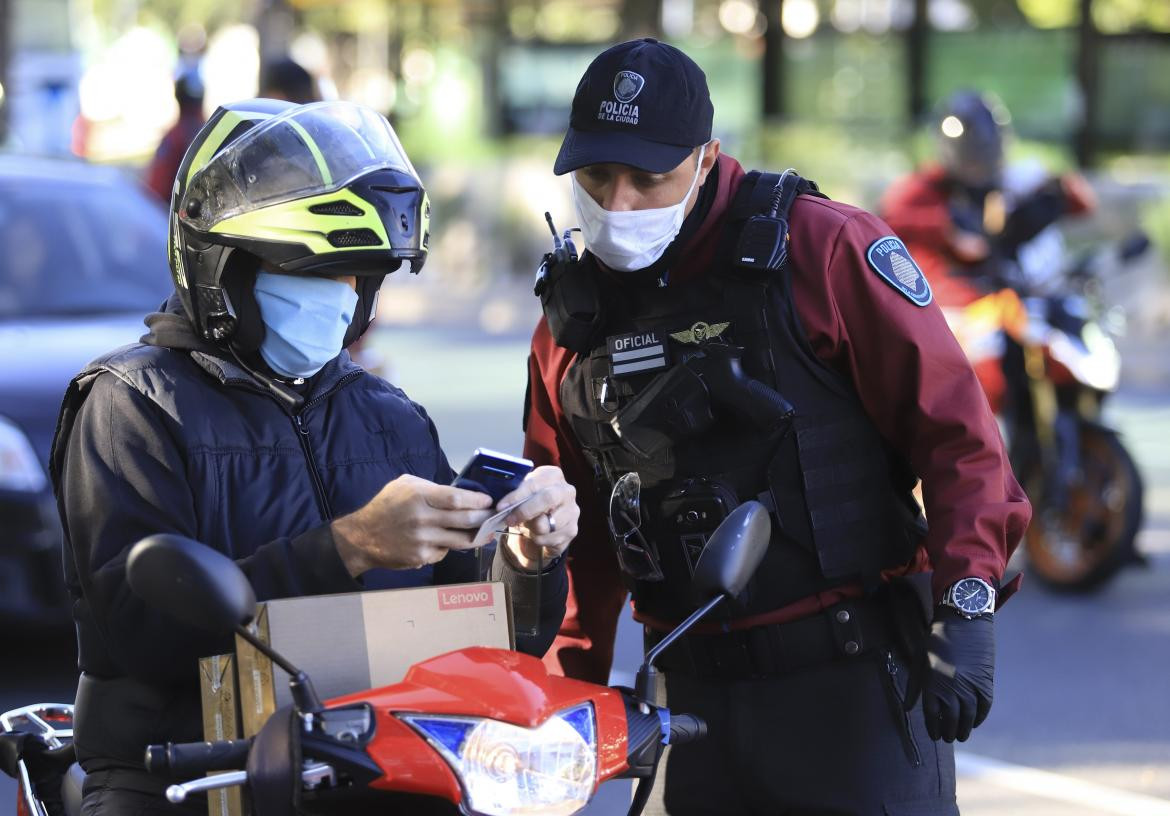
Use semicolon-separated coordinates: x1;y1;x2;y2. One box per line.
524;154;1031;683
145;110;205;203
880;163;1098;310
879;164;984;309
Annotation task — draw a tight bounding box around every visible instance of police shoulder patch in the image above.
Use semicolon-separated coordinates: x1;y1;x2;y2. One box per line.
866;235;932;307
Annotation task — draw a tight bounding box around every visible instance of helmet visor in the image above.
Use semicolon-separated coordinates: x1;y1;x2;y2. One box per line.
182;101;418;232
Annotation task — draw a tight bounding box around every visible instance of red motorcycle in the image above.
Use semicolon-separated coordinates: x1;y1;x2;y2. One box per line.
3;502;771;816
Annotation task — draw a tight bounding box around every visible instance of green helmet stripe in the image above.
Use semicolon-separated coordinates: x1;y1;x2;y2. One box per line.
287;119;334;186
184;110;270;185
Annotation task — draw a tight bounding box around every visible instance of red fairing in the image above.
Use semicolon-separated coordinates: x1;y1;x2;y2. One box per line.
327;647;629;798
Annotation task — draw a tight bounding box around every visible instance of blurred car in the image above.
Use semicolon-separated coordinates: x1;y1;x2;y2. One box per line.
0;154;170;627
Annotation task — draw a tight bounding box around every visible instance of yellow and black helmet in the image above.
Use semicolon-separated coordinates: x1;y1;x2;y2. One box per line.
168;98;430;344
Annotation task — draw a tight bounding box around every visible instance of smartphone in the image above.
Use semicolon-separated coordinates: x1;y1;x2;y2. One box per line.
452;448;534;504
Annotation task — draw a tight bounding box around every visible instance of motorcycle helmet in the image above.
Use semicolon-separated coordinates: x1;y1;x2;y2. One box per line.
935;90;1011;193
168;98;430;349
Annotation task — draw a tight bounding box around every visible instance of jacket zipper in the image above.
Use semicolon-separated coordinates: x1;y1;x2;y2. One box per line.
288;371;364;520
218;369;363;521
883;650;923;767
293;413;332;519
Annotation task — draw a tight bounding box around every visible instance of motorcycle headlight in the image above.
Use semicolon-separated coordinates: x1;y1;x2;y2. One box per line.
400;703;597;816
0;416;47;493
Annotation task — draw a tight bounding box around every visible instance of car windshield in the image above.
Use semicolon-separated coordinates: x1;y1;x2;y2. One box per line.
0;169;170;319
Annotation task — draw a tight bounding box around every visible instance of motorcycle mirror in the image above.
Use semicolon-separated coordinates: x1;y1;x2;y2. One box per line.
691;501;772;602
128;535;325;714
127;534;257;633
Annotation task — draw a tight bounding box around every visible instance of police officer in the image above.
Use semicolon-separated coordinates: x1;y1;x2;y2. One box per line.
524;41;1031;814
52;99;577;815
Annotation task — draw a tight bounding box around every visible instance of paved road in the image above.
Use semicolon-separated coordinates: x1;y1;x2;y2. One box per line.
3;326;1168;815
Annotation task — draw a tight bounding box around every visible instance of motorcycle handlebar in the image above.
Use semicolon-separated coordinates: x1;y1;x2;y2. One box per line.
668;714;707;745
145;738;253;776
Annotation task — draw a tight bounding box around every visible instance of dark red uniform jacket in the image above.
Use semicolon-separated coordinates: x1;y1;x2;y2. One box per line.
524;154;1031;684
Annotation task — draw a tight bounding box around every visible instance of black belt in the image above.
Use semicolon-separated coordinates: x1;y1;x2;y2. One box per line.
648;597;893;681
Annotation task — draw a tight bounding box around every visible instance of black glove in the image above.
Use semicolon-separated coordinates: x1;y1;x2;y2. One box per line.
905;606;995;743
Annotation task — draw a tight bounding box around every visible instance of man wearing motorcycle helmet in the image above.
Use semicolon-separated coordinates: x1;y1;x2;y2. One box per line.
50;99;578;815
880;90;1096;411
524;41;1030;814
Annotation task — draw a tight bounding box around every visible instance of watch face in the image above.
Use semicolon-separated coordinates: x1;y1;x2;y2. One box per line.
954;579;993;615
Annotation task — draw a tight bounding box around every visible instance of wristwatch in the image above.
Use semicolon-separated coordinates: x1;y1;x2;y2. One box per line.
941;577;997;619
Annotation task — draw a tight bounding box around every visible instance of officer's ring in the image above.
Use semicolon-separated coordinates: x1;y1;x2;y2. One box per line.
546;512;557;534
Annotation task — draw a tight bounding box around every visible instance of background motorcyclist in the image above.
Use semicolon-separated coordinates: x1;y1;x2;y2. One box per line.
143;68;206;203
50;99;578;815
880;89;1096;411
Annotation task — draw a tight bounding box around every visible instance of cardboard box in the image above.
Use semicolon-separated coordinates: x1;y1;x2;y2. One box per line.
234;581;513;737
198;654;246;816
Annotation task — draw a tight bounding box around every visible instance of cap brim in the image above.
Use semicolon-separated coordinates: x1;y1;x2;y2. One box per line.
553;127;694;176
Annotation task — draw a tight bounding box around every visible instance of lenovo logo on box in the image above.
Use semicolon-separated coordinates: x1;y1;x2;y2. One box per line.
438;584;495;611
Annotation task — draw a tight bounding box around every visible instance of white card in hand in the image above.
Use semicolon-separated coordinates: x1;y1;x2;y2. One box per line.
471;495;537;549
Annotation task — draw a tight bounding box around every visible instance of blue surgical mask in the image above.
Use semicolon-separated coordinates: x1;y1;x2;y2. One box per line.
254;272;359;379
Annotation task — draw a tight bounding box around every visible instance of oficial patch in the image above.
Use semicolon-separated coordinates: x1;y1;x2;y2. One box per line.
866;236;932;307
607;330;668;377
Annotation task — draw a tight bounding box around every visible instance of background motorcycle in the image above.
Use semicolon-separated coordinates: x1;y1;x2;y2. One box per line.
1003;232;1149;591
2;502;771;816
942;186;1149;591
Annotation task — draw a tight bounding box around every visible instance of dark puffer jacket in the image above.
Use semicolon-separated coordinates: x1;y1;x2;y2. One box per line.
50;297;566;770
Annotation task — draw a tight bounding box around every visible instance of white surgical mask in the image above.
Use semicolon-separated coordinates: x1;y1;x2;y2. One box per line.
571;144;706;272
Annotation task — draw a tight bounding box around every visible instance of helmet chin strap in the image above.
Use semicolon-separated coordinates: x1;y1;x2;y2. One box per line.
226;344;305;412
342;275;385;347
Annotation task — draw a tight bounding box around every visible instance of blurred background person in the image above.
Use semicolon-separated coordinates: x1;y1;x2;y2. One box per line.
880;90;1097;413
259;55;319;104
143;68;205;203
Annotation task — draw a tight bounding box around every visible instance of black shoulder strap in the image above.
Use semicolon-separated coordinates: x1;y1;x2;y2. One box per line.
727;170;827;225
718;169;827;281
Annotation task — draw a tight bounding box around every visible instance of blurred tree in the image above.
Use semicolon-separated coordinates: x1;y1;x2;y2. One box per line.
1074;0;1098;167
256;0;297;61
91;0;245;33
620;0;662;38
907;0;928;128
1018;0;1170;31
762;0;784;120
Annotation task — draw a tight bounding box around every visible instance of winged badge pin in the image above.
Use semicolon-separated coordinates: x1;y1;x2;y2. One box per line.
670;321;731;345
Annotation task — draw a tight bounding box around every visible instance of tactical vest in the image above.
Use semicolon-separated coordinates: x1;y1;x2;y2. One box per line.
554;172;925;621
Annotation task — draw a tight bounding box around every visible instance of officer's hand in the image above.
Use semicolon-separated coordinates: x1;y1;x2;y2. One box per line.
496;466;579;570
331;475;493;576
909;607;995;743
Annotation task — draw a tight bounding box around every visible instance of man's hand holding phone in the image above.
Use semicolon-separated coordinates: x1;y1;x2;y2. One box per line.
450;448;579;571
330;449;579;578
331;474;494;577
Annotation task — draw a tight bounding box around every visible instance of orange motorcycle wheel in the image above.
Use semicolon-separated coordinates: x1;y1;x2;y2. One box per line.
1024;423;1144;592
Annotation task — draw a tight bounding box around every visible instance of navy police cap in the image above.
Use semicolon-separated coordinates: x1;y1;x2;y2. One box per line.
554;38;714;176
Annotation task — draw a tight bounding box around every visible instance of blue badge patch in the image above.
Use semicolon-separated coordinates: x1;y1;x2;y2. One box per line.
866;236;932;307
